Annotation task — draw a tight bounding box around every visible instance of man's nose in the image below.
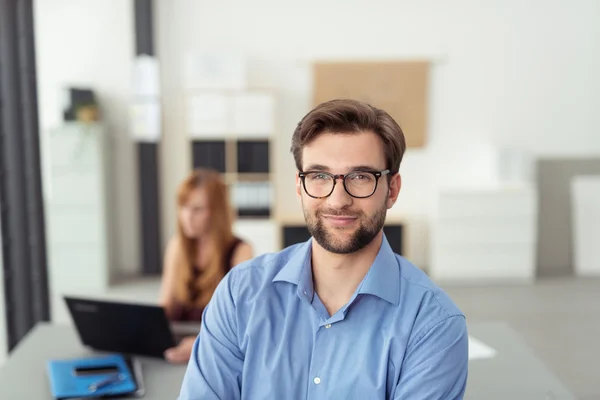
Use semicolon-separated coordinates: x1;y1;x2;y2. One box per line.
326;178;353;208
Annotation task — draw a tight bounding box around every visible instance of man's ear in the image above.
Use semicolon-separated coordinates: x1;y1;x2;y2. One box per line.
387;173;401;209
295;172;302;199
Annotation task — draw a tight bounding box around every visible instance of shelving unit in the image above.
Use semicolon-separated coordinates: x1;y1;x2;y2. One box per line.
183;52;279;254
186;89;275;219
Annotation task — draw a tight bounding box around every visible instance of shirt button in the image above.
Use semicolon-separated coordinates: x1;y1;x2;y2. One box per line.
325;324;332;329
313;377;321;385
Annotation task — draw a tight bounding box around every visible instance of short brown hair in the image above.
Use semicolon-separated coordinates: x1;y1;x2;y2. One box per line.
290;99;407;174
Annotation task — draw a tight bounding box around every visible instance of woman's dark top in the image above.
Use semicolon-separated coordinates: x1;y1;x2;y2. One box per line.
168;237;243;322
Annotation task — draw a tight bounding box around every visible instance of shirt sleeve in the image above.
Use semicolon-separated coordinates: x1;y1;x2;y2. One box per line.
178;272;243;400
394;315;469;400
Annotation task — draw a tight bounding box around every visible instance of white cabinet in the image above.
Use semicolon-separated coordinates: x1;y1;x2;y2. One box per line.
233;219;279;257
571;176;600;277
186;91;275;140
430;186;538;283
45;123;112;323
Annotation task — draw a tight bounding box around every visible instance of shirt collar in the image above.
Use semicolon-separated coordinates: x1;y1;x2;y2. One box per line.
355;234;400;306
272;238;315;300
273;234;400;306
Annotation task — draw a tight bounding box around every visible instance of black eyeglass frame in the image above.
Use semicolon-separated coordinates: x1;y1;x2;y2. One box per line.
298;169;391;199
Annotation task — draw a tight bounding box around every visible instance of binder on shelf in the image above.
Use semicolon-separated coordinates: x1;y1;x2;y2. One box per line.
237;140;270;173
259;183;271;209
232;181;272;217
46;354;137;399
191;140;226;172
230;183;239;210
237;182;248;209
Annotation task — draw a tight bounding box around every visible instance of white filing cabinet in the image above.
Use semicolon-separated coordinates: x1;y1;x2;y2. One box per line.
571;176;600;277
45;123;113;323
430;185;538;283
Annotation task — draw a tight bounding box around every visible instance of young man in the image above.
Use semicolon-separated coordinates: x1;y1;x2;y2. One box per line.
178;99;468;399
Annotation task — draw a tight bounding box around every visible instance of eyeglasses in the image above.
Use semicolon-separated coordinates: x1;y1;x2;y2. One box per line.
298;169;390;199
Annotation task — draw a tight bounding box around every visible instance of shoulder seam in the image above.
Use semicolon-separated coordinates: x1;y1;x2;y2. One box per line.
227;252;284;311
407;314;466;354
396;255;461;318
228;252;281;286
400;274;459;317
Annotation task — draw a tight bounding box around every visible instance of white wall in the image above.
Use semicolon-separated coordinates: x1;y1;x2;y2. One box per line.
32;0;600;273
156;0;600;267
34;0;140;277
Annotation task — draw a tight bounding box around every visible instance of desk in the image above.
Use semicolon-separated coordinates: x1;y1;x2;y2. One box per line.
0;322;576;399
0;323;187;399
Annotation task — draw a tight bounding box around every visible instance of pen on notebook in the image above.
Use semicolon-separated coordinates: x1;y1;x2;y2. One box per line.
88;373;125;392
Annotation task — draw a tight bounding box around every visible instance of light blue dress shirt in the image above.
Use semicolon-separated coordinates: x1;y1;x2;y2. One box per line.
178;235;468;400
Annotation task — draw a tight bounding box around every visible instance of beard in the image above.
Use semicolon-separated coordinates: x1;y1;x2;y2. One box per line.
303;199;388;254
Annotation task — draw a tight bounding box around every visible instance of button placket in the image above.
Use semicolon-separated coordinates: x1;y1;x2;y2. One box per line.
307;318;329;397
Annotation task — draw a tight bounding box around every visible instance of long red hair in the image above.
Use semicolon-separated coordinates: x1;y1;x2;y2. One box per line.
172;168;235;309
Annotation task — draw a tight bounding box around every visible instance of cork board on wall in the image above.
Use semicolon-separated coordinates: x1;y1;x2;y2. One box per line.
313;61;429;148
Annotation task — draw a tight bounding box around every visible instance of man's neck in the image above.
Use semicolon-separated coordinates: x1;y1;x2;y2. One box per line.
311;232;383;317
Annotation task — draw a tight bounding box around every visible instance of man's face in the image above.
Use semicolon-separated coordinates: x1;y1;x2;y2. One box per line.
296;131;401;254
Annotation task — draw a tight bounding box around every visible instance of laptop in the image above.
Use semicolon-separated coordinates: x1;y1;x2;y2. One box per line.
64;296;194;358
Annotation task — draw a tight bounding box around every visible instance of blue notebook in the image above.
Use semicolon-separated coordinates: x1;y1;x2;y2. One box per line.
47;354;137;399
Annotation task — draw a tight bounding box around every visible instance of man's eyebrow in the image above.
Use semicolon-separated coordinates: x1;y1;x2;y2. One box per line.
303;164;383;172
303;164;330;171
348;165;382;171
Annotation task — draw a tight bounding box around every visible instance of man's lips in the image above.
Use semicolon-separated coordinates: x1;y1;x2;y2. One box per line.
321;215;358;220
321;215;358;226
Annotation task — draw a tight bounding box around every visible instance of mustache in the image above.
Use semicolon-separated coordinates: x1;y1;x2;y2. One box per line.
316;208;362;218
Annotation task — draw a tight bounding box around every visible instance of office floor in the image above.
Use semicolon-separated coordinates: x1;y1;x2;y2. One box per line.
108;276;600;399
443;277;600;400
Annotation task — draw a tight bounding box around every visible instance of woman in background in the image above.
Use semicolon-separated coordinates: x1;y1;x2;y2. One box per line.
159;168;253;363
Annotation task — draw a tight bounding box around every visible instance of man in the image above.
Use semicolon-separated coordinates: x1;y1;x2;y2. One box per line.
178;99;468;399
